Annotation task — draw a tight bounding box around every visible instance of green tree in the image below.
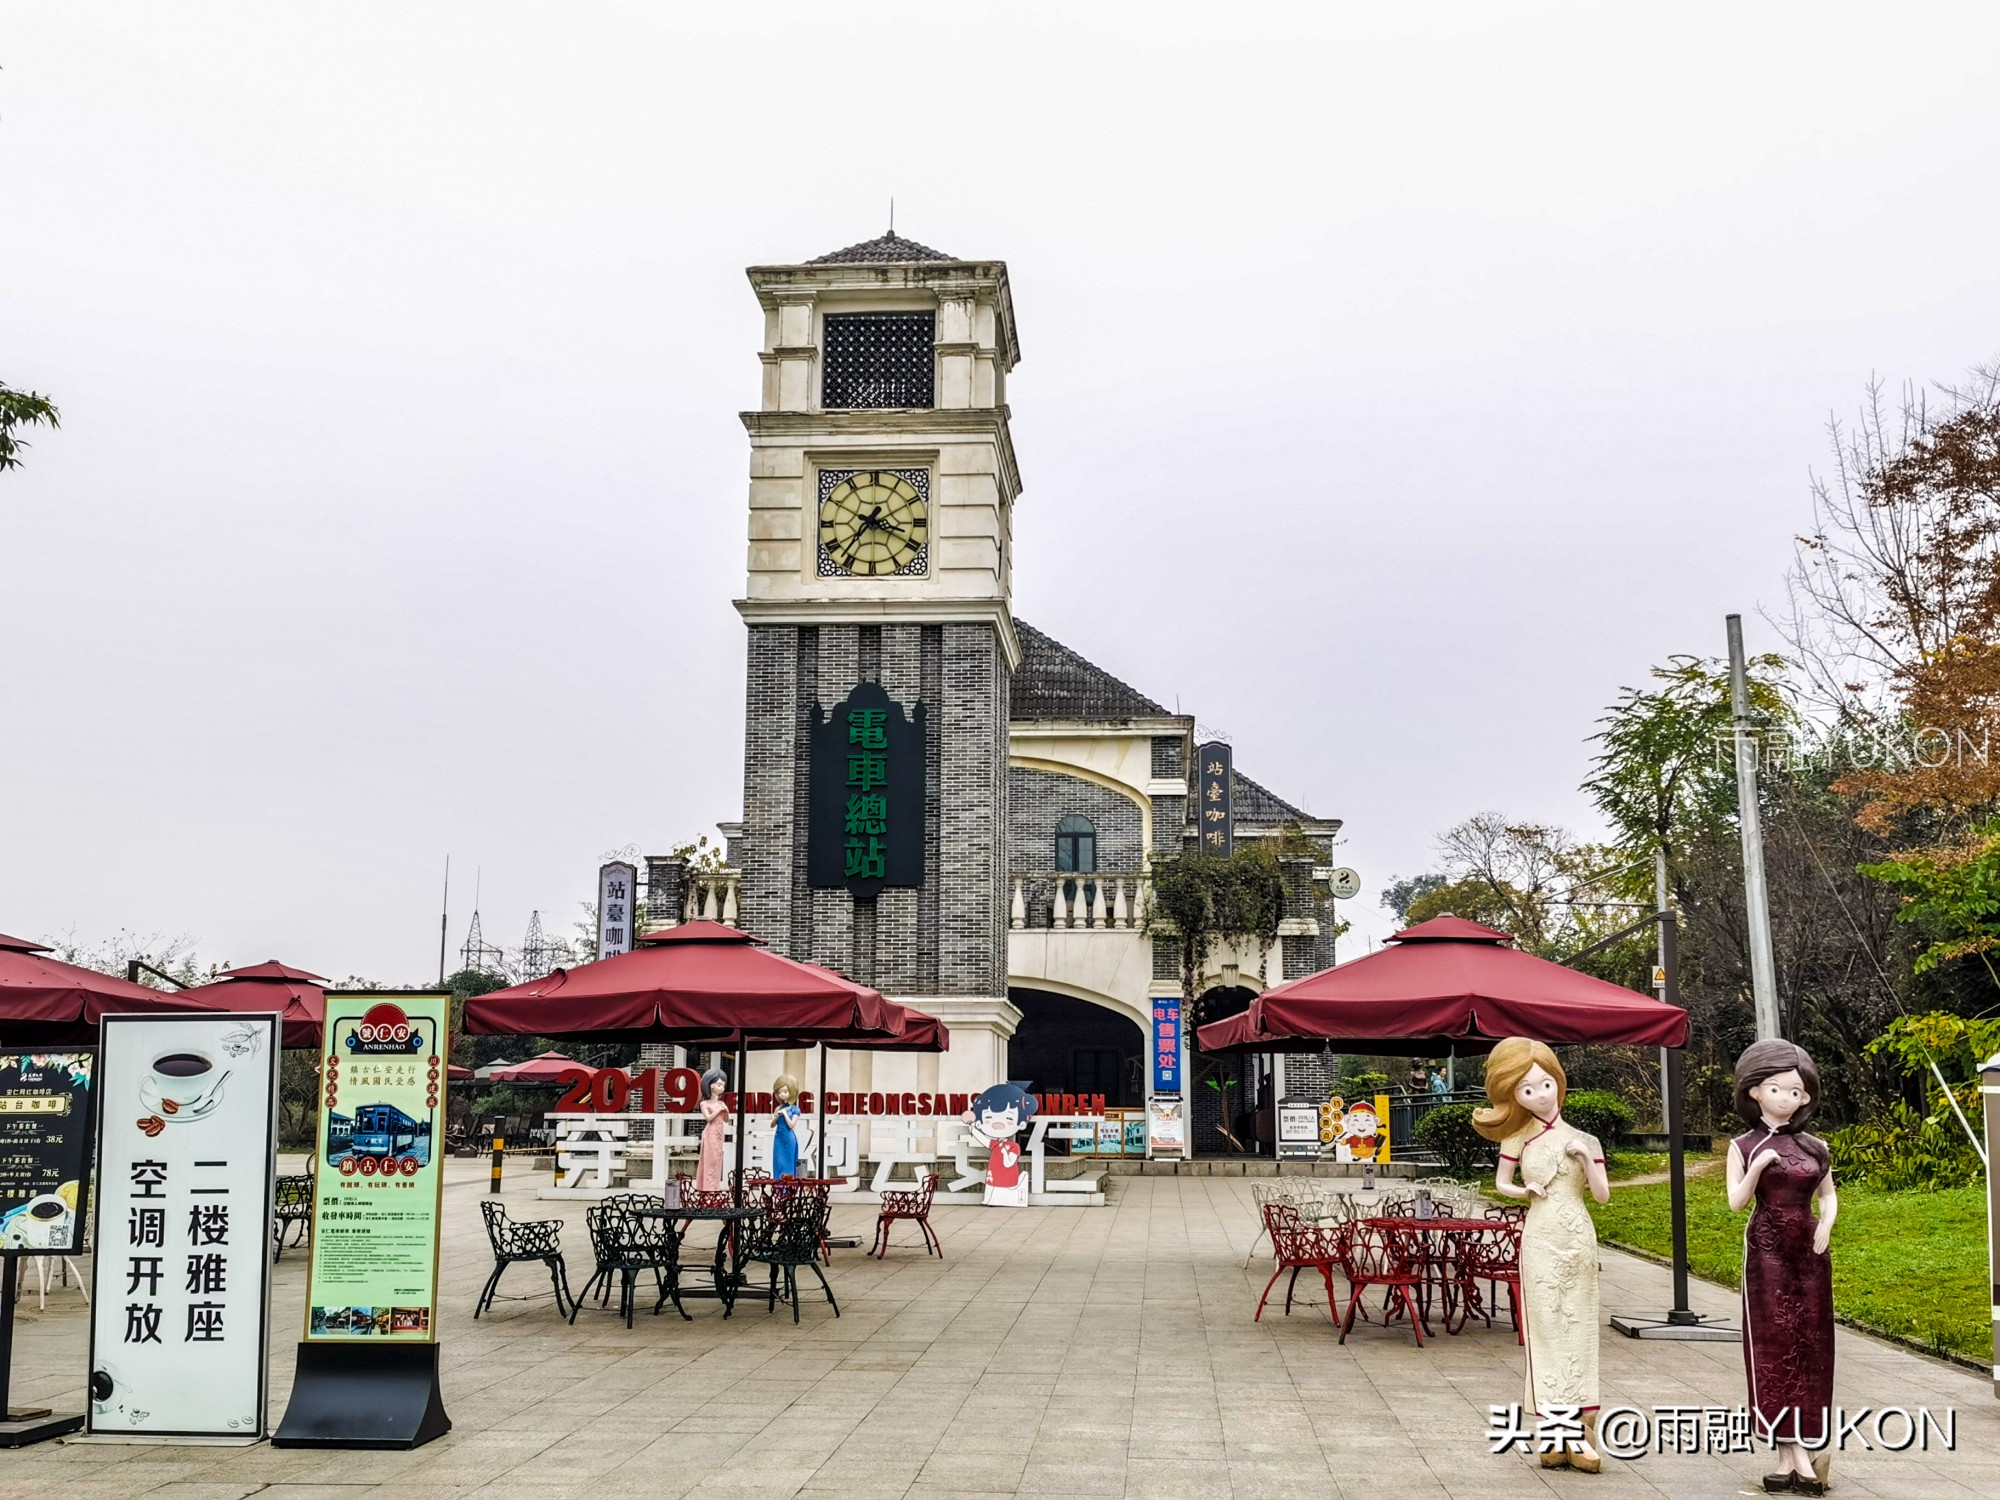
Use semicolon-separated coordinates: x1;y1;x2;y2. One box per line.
1380;872;1445;925
1583;652;1792;895
0;383;60;472
1860;818;2000;989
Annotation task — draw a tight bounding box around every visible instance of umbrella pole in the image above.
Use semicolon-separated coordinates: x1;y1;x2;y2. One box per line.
731;1039;747;1209
1610;909;1736;1340
816;1045;827;1180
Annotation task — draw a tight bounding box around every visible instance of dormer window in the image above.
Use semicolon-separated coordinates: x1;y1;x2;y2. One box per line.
822;311;934;410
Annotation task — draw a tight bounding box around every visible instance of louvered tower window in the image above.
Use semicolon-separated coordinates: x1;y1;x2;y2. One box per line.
822;312;935;410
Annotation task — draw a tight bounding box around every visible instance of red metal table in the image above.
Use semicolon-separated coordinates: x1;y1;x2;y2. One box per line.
1361;1216;1512;1334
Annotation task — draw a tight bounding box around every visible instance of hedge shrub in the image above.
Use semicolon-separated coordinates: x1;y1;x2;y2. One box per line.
1413;1102;1491;1174
1562;1088;1635;1144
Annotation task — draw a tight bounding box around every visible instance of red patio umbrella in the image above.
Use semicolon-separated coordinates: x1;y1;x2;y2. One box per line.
463;920;909;1200
1196;915;1688;1053
484;1051;584;1084
782;1004;950;1180
446;1063;474;1081
1196;913;1716;1340
177;960;328;1049
462;920;898;1044
0;932;217;1045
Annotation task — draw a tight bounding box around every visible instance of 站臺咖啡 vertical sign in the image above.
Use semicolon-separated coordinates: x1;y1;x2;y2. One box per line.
87;1014;278;1440
303;993;449;1342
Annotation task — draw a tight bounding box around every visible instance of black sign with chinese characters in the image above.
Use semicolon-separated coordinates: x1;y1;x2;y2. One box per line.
1196;740;1234;856
807;681;925;897
0;1052;94;1255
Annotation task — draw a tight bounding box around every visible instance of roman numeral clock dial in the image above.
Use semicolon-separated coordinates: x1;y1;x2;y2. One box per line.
817;468;929;578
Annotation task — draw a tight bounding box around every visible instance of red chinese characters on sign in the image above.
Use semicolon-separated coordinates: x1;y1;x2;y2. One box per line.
549;1065;1110;1119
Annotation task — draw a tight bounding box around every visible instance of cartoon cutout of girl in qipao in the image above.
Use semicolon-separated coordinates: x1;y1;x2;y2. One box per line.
964;1082;1037;1207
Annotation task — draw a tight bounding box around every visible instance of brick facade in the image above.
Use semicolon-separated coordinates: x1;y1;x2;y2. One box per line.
737;619;1008;999
1006;765;1143;927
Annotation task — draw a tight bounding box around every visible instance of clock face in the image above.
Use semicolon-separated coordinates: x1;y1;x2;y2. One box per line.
818;469;928;577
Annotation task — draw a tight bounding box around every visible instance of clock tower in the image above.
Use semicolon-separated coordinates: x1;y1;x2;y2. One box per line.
733;230;1022;1093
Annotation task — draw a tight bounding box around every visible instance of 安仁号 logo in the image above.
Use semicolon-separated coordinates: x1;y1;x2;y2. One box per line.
344;1002;425;1055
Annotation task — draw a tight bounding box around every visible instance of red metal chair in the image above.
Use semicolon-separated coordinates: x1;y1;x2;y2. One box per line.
1462;1219;1524;1343
873;1172;941;1259
1254;1202;1346;1323
1337;1222;1428;1345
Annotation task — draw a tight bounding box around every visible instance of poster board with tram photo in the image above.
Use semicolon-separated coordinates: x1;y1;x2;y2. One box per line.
303;993;450;1343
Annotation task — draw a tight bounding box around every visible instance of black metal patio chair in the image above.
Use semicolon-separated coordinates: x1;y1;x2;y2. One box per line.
570;1196;686;1327
271;1173;313;1261
741;1186;838;1324
475;1200;572;1319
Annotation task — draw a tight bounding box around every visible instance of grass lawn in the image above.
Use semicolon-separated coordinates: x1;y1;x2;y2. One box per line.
1589;1172;1990;1362
1603;1149;1669;1180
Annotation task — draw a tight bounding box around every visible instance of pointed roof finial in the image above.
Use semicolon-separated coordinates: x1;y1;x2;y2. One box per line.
889;196;895;233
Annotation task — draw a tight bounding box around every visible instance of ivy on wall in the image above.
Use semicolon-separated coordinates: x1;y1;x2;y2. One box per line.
1151;843;1287;1023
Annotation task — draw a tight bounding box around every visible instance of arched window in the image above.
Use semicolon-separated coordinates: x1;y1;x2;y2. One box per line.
1055;815;1097;874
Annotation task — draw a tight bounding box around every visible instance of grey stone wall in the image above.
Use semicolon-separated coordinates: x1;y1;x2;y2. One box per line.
1151;793;1187;859
937;623;1010;997
736;618;1010;1000
1007;766;1144;927
736;624;800;953
645;856;686;929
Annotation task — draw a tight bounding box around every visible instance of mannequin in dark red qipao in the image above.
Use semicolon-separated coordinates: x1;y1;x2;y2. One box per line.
1727;1039;1837;1495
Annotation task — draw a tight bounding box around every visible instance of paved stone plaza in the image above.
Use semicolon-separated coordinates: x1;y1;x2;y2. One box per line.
9;1163;1996;1499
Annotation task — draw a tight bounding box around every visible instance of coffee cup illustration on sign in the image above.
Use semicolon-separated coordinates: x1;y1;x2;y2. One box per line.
140;1049;229;1123
0;1188;77;1249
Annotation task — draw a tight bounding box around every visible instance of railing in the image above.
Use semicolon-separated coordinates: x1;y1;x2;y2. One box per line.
664;866;1150;933
1010;872;1150;931
683;870;740;926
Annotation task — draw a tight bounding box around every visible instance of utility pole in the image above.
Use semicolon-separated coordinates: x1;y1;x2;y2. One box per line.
438;856;451;987
1726;614;1782;1040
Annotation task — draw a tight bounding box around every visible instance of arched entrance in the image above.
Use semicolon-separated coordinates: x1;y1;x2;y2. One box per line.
1005;987;1145;1107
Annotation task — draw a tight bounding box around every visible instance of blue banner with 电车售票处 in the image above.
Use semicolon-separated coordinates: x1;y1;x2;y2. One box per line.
1152;998;1182;1092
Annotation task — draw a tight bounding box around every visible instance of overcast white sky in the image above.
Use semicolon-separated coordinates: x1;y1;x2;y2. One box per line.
5;4;1998;982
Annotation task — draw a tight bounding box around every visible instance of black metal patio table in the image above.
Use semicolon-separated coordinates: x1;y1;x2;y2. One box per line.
630;1203;762;1318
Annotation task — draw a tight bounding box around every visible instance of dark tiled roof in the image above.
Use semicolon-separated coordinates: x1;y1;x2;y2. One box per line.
1010;620;1169;722
1010;620;1332;826
809;231;955;265
1231;768;1316;827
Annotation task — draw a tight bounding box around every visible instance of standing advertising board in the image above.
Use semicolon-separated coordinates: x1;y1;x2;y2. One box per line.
88;1014;279;1441
303;993;448;1342
0;1052;93;1253
0;1051;96;1445
1276;1097;1320;1159
275;991;451;1449
1146;1095;1186;1156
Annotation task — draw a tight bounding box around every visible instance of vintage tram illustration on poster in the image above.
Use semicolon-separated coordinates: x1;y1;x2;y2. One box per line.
304;994;449;1342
